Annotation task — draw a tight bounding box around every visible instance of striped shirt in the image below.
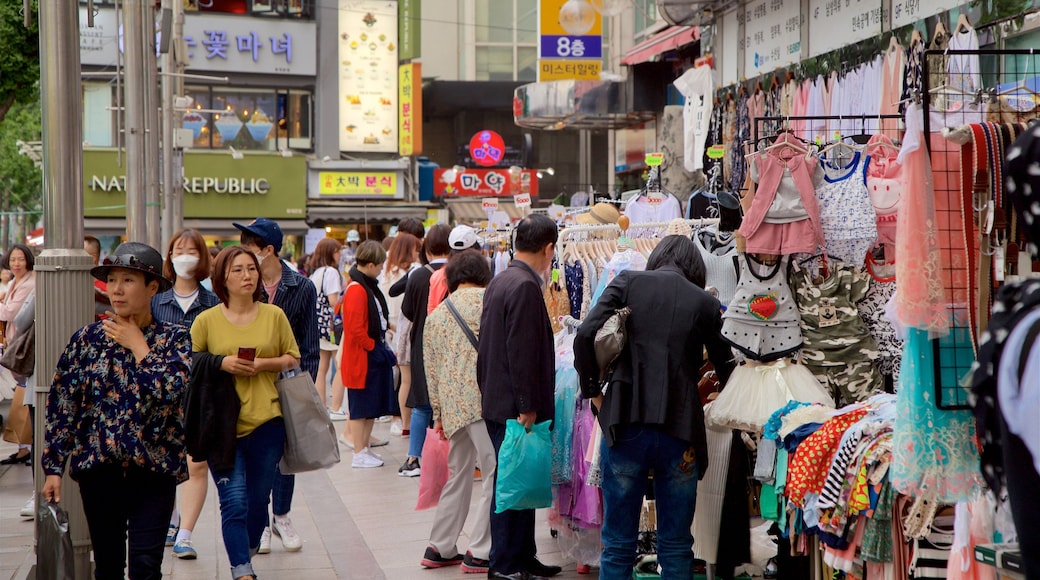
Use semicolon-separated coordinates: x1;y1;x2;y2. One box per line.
151;286;220;330
262;261;320;381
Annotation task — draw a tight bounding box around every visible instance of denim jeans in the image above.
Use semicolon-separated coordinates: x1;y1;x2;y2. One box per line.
271;468;294;517
599;425;700;580
77;463;177;580
212;418;285;579
408;404;433;457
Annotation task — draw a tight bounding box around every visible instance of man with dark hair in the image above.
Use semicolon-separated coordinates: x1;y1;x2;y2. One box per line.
397;217;426;241
234;217;319;555
477;214;561;579
84;235;111;319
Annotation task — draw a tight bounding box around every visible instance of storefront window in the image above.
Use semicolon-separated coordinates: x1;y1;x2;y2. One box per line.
476;0;515;43
634;0;659;38
182;86;312;151
83;83;115;147
518;47;538;82
476;47;515;81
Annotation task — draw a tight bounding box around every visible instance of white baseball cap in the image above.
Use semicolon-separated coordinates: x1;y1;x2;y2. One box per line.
346;230;360;243
448;225;483;250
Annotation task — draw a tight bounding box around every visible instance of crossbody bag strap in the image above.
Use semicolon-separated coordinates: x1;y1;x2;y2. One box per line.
443;297;479;350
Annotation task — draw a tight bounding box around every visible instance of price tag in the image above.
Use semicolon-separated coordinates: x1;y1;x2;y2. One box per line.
645;152;665;167
646;190;665;206
481;198;499;213
514;193;532;209
707;145;726;159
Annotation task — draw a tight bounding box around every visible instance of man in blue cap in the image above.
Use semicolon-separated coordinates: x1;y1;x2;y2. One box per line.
234;217;319;554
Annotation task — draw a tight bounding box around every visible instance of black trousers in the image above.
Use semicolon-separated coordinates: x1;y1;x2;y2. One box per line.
486;420;538;575
76;463;177;580
1001;419;1040;579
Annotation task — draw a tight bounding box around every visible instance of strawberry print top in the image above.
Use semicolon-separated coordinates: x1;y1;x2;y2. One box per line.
722;254;803;361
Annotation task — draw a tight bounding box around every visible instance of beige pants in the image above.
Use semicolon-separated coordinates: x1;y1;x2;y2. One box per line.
428;420;497;560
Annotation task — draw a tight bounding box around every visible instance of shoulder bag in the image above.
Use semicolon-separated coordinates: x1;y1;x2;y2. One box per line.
593;306;631;386
443;297;479;350
0;320;34;378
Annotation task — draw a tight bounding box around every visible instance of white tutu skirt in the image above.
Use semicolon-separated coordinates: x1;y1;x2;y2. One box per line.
705;359;834;433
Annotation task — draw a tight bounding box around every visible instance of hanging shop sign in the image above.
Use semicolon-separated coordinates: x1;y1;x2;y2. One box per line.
399;63;423;156
808;0;883;57
538;0;602;82
317;171;401;197
83;149;307;219
338;0;399;153
398;0;421;62
78;8;317;76
720;10;741;87
469;131;507;167
892;0;963;27
742;0;802;77
433;168;540;198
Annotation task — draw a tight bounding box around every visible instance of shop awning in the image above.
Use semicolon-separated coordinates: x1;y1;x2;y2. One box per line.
84;218;310;237
307;203;433;225
446;200;528;224
621;26;700;66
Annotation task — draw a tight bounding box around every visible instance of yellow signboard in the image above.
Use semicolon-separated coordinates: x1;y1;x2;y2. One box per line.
318;172;398;196
539;0;602;36
538;60;602;81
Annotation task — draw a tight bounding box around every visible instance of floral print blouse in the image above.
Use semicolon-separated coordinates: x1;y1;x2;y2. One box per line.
423;287;485;439
43;320;192;483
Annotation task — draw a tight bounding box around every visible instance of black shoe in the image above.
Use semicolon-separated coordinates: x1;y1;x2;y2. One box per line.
487;571;531;580
421;545;463;568
0;451;30;465
526;558;561;577
398;457;420;477
462;552;490;574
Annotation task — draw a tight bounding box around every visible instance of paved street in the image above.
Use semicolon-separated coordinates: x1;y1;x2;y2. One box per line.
0;405;585;580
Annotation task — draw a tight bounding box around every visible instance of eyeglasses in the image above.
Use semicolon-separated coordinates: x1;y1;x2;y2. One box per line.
102;254;159;275
227;266;258;278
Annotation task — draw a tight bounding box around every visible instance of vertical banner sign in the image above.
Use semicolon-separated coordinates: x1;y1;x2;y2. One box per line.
808;0;882;57
399;62;423;156
743;0;801;77
538;0;602;82
338;0;399;153
398;0;421;62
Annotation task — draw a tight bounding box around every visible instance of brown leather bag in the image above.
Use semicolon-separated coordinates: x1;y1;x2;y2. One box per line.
2;386;33;445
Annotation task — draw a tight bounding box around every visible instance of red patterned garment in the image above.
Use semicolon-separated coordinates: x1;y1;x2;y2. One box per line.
785;408;869;507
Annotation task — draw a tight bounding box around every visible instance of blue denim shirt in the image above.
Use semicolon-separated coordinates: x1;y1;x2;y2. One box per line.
151;286;220;330
262;261;320;381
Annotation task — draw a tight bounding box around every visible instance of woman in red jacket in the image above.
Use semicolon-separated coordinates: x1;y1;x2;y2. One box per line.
341;241;398;468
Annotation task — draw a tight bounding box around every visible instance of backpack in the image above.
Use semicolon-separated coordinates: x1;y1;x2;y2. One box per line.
315;268;335;343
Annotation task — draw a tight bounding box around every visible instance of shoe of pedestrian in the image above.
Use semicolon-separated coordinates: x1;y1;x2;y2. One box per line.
0;450;30;465
401;428;410;438
328;408;348;421
487;571;534;579
461;552;490;574
421;545;464;568
576;563;592;574
375;415;392;423
166;522;179;547
20;496;35;519
172;539;198;559
364;448;383;461
272;516;303;552
526;558;561;577
389;420;403;436
352;450;384;468
258;526;272;554
398;456;421;477
369;436;389;447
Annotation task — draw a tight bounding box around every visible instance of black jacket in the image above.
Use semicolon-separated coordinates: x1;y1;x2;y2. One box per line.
184;352;240;473
477;260;555;425
401;262;442;408
573;266;735;474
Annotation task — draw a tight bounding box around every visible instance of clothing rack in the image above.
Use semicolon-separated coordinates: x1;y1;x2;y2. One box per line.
751;114;904;145
625;218;721;237
558;223;623;244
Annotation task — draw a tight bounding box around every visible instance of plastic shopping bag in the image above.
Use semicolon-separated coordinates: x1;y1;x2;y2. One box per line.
276;369;341;473
415;428;451;510
495;419;552;513
37;501;75;580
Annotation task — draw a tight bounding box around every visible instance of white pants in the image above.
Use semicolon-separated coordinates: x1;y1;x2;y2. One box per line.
429;420;497;559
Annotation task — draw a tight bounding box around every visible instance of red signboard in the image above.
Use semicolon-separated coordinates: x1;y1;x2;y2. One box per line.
434;168;539;198
468;130;506;167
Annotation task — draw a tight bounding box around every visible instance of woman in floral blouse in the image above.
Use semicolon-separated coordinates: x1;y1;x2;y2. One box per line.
42;242;192;580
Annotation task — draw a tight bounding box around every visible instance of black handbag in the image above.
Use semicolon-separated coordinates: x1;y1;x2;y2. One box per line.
0;321;35;378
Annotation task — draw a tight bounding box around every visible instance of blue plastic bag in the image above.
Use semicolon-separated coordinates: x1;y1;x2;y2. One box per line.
495;419;553;513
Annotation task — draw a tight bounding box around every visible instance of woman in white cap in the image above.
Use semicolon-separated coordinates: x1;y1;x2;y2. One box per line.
42;241;192;580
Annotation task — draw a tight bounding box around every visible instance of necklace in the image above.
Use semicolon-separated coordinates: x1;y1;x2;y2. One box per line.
174;287;199;300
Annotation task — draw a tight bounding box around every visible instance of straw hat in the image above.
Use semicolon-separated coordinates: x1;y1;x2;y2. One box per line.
663;218;692;237
575;202;621;225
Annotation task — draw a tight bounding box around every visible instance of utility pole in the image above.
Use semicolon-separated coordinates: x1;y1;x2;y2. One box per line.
35;1;96;578
160;0;185;249
123;0;148;242
144;0;162;249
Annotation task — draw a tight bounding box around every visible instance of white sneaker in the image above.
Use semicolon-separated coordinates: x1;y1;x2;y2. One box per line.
328;409;348;421
20;496;34;519
389;420;403;436
272;516;303;552
258;526;272;554
352;450;384;468
375;415;392;423
364;447;383;461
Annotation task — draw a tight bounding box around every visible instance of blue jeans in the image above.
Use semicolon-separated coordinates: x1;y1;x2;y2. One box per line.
599;425;700;580
212;418;285;579
408;404;433;457
271;468;294;517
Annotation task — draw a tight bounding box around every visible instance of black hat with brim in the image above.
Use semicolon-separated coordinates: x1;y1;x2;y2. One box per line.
90;242;173;292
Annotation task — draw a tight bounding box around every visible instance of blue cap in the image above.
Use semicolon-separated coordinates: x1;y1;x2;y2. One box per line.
233;218;283;253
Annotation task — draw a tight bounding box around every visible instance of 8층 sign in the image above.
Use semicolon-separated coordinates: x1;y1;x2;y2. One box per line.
538;0;602;82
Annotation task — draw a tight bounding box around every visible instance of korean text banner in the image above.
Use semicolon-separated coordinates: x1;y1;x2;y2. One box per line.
339;0;399;153
538;0;602;82
433;169;539;198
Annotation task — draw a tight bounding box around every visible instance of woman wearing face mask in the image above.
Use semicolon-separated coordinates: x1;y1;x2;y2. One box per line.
151;228;219;560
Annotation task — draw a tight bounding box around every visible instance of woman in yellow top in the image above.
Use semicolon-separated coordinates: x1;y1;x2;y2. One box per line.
190;246;300;580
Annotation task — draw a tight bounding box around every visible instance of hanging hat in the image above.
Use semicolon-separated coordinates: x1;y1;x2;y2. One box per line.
1004;125;1040;260
575;202;621;225
663;218;693;237
91;242;172;292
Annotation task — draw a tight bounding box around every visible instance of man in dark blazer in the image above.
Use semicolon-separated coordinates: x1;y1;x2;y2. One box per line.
477;214;561;580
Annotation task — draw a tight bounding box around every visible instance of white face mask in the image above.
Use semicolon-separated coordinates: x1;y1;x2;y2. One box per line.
253;251;266;266
172;255;200;279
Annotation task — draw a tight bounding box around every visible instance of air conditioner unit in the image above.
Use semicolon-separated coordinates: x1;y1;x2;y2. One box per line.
657;0;714;26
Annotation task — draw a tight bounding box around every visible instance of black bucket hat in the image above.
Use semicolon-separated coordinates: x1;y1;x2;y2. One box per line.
1005;124;1040;260
91;242;173;292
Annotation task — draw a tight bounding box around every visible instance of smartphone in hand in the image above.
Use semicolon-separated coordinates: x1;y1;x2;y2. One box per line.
237;347;256;361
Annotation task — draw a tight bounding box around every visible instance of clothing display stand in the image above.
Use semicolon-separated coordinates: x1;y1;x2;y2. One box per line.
751;114;904;146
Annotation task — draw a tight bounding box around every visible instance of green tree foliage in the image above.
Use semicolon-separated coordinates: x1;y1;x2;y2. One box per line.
0;0;39;124
0;94;43;247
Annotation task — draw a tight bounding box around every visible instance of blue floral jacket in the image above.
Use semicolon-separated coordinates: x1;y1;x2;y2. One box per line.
42;319;192;483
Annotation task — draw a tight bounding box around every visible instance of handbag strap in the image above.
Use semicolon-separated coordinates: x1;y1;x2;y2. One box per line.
443;297;478;350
